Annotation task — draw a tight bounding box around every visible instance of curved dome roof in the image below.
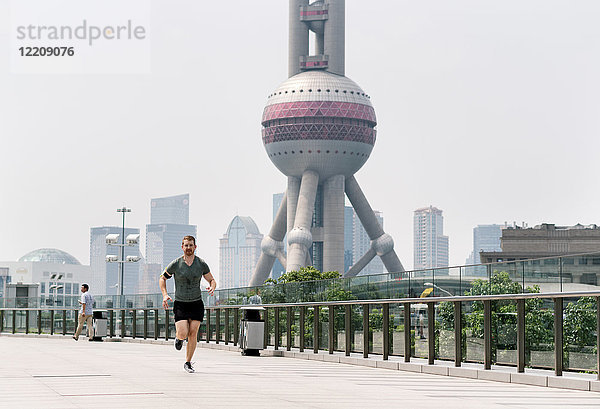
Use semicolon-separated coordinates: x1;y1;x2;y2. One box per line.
18;248;81;265
265;70;373;107
227;216;261;236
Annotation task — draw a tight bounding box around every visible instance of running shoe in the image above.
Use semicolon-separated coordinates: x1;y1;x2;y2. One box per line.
174;338;183;351
184;362;195;373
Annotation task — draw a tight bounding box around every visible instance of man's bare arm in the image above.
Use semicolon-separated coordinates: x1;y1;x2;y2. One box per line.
159;275;172;309
204;272;216;296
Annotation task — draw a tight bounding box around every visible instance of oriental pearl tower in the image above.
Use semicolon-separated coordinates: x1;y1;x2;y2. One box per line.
249;0;404;286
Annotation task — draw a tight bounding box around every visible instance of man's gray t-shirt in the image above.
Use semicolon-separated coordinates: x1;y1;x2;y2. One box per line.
163;256;210;302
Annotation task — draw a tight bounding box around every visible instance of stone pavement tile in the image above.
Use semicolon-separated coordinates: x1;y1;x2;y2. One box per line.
1;336;598;409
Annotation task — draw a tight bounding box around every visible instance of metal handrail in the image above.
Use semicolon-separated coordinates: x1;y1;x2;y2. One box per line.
2;291;599;381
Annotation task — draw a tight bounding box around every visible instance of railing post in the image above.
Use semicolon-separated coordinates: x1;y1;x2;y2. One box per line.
454;301;462;367
287;306;292;351
274;307;280;350
300;306;305;352
73;309;78;336
143;309;148;339
25;310;29;334
363;304;369;359
132;310;137;339
206;308;211;343
484;300;492;370
0;310;3;333
383;303;389;360
109;310;114;338
38;310;42;335
314;305;320;353
554;297;563;376
596;296;599;382
263;307;269;349
121;310;126;338
233;308;239;346
428;302;435;365
517;298;525;373
404;302;411;362
216;309;221;344
154;309;159;340
49;310;54;335
62;310;67;336
165;309;169;341
328;305;334;354
345;304;351;356
225;309;230;345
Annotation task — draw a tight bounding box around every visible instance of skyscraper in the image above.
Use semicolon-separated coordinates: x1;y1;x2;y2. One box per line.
219;216;263;289
90;226;141;295
413;206;449;270
473;224;502;264
145;193;197;293
250;0;405;285
150;193;189;224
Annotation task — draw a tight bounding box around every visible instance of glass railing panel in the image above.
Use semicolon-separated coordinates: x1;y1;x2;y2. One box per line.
15;310;27;333
412;303;428;359
334;305;345;352
319;306;328;351
351;304;364;353
389;303;405;357
564;296;597;374
436;301;455;361
135;310;145;338
304;307;314;350
463;301;484;364
523;259;559;293
495;309;517;366
65;309;77;334
526;297;554;369
40;310;51;334
370;304;384;355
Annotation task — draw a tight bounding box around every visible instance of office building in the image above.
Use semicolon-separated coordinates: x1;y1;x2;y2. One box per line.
414;206;449;270
145;194;197;293
220;216;263;289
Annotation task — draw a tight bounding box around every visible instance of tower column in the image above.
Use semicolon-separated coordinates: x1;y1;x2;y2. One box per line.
287;170;319;272
289;0;310;77
345;176;404;275
324;0;345;76
287;176;301;236
249;193;288;286
323;175;345;273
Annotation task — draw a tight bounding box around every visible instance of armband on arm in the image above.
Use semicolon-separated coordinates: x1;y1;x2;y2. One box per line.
162;270;172;279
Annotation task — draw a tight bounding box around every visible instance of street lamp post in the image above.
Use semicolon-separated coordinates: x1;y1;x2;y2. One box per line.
117;207;131;297
424;282;454;297
105;208;140;300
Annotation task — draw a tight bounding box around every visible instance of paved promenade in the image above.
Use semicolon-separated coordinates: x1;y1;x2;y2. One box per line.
1;336;599;409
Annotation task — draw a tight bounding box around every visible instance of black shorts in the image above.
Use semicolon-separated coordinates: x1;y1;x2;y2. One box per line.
173;299;205;323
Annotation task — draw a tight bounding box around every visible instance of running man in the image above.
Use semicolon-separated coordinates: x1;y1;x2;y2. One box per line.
159;235;217;373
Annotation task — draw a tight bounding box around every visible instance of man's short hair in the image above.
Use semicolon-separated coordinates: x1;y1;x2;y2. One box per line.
182;235;196;245
82;283;89;290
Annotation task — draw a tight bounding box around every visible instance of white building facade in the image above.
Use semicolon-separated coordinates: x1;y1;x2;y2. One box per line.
413;206;449;270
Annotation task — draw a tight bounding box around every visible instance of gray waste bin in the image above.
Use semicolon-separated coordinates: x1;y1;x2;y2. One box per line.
92;310;108;341
239;306;265;356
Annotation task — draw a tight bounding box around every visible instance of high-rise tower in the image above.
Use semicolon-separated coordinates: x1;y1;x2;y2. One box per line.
250;0;404;285
413;206;449;270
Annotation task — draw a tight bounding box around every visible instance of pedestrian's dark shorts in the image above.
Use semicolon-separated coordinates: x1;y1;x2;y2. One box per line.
173;299;205;323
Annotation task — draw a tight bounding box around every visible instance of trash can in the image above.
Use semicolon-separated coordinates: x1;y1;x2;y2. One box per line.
239;306;265;356
92;310;108;341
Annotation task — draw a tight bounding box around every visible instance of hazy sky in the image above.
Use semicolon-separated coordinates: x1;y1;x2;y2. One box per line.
1;0;599;282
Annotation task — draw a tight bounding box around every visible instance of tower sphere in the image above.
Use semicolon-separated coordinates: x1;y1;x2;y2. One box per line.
262;70;376;179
